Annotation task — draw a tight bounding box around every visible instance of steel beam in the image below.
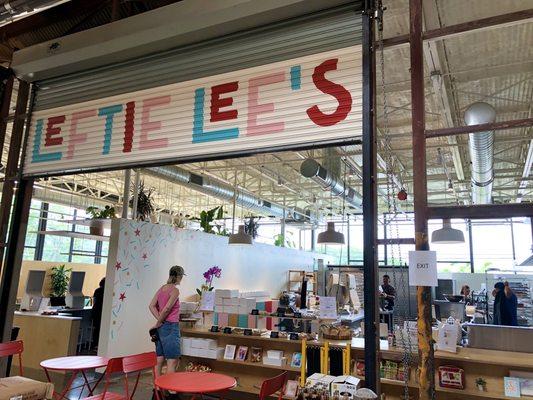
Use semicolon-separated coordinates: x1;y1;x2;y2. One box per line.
362;1;380;394
428;203;533;219
426;117;533;138
0;72;14;156
377;238;415;245
0;80;29;266
380;8;533;49
409;0;434;399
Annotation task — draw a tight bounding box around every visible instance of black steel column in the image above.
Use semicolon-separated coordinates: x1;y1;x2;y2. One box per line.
468;220;474;273
362;0;380;393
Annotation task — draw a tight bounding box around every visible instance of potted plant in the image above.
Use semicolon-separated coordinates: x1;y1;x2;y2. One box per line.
131;180;155;221
196;266;222;300
86;205;116;236
475;377;486;392
49;265;72;307
198;206;225;234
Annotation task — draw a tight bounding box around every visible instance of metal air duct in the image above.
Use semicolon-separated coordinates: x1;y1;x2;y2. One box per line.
0;1;63;23
145;165;308;220
300;158;362;209
465;102;496;205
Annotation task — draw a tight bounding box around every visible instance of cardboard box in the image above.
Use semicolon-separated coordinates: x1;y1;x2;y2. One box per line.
263;356;286;367
205;347;225;360
203;339;218;350
330;376;361;398
223;298;238;306
215;289;239;301
0;376;54;400
306;374;336;391
191;338;204;349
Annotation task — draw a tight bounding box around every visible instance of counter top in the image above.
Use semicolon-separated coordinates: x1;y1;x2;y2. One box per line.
14;311;82;320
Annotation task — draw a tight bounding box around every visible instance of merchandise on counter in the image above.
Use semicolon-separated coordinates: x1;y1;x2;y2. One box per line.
184;361;212;372
320;324;352;340
291;352;302;368
263;356;287;367
236;346;248;361
504;377;522;398
250;347;263;362
438;366;465;389
510;370;533;396
181;337;223;359
306;373;336;392
224;344;236;360
284;380;300;398
355;360;365;377
330;375;361;397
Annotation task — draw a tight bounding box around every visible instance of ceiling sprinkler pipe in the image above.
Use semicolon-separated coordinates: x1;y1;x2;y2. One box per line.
0;0;63;22
300;158;362;209
465;102;496;205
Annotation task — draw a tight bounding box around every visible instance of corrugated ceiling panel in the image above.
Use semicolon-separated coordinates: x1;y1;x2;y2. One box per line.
33;8;362;110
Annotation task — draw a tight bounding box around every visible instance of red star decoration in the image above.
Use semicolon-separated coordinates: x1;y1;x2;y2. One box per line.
115;262;122;270
142;253;147;260
134;229;141;236
119;292;126;301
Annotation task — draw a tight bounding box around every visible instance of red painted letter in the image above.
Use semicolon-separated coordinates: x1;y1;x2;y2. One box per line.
306;58;352;127
122;101;135;153
210;81;238;122
45;116;65;146
140;96;171;150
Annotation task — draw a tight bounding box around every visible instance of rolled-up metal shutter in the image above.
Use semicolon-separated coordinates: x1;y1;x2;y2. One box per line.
33;5;363;111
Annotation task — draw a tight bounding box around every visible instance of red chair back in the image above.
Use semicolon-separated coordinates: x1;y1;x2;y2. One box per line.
97;357;124;398
0;341;23;376
122;352;160;400
259;372;288;400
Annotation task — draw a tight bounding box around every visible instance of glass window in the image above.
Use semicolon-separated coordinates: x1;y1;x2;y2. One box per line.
472;220;514;272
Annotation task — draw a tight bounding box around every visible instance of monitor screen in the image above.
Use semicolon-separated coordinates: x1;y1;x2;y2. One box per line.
69;271;85;293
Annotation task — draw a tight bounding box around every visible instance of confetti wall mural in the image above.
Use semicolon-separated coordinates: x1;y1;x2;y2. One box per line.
98;219;329;359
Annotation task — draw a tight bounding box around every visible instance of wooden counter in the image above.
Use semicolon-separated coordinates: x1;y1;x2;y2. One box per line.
182;327;533;400
13;312;81;374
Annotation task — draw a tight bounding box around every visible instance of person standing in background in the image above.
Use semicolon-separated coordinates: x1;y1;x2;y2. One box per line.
492;281;518;326
460;285;473;305
380;274;396;311
149;265;185;376
91;278;105;351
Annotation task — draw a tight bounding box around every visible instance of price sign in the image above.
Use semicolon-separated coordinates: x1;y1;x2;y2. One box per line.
408;251;438;287
199;291;215;311
244;329;253;336
289;333;299;341
223;327;232;334
251;309;259;315
210;325;220;332
270;331;279;339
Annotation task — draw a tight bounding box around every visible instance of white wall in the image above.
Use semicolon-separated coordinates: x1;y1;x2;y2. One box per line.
99;219;328;358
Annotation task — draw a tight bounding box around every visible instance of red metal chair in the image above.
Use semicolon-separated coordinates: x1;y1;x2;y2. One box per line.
259;371;288;400
0;340;24;376
122;352;161;400
82;357;125;400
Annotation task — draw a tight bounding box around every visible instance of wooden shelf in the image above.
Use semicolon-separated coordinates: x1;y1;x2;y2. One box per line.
182;355;300;372
182;328;304;345
33;230;109;241
437;385;533;399
59;218;112;228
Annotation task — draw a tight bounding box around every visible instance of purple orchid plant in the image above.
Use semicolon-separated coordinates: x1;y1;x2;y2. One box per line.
196;265;222;297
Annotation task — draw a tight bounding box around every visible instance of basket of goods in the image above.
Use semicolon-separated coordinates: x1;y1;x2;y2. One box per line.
320;324;353;340
184;362;211;373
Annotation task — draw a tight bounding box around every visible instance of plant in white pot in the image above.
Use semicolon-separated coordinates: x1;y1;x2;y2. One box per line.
475;377;486;392
86;205;116;236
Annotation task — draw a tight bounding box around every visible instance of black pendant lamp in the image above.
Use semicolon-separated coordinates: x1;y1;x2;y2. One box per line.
317;222;345;245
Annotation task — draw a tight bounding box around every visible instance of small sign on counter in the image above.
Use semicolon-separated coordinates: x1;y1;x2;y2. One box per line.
318;296;338;319
199;291;215;311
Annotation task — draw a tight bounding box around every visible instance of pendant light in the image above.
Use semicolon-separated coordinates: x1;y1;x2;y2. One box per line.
317;221;345;245
228;171;252;245
431;219;465;244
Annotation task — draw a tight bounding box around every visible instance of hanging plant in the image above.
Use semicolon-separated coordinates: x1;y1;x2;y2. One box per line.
130;180;155;221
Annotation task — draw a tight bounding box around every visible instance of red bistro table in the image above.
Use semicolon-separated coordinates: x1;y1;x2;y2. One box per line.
155;372;236;400
40;356;109;400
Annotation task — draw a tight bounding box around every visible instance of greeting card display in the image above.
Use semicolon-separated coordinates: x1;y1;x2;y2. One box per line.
438;366;465;389
291;352;302;368
250;347;263;363
236;346;249;361
224;344;236;360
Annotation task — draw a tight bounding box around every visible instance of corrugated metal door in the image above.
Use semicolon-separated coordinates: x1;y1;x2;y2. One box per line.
33;6;362;111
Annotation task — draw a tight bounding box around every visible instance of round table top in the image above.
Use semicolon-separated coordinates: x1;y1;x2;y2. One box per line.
40;356;109;371
155;372;237;393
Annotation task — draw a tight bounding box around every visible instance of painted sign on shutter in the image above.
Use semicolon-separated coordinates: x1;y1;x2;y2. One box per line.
23;45;362;176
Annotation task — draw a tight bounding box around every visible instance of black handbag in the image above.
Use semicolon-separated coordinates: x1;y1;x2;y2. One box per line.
149;327;160;343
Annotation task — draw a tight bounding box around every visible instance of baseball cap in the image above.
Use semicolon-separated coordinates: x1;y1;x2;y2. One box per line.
169;265;186;277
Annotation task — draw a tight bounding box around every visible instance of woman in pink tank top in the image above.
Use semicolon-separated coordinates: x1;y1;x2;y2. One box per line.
149;265;185;376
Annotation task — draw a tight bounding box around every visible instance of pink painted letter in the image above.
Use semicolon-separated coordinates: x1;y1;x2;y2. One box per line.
247;72;285;136
67;109;96;159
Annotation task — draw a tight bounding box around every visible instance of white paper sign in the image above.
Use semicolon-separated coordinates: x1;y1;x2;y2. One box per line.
199;291;215;311
436;323;458;353
408;250;438;287
319;296;338;319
